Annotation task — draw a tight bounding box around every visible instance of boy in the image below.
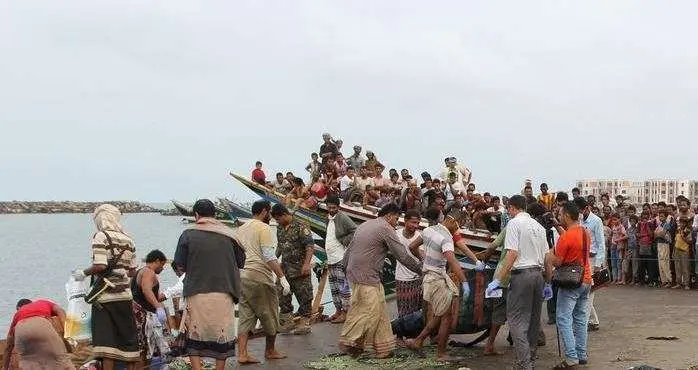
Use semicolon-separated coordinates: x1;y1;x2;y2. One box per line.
672;216;693;290
609;213;628;284
626;215;639;285
654;211;673;288
637;211;657;286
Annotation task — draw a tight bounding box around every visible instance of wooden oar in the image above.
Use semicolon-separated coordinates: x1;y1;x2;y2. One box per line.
311;267;329;323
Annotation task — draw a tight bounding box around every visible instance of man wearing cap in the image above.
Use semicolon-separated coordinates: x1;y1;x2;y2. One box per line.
439;157;472;188
347;146;366;171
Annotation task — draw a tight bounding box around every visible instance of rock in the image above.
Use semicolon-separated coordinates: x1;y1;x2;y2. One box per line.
0;201;163;214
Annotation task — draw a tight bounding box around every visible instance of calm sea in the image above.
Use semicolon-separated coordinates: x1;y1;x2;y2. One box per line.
0;213;329;335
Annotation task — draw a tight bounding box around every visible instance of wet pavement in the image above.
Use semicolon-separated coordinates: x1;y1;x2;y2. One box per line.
226;286;698;369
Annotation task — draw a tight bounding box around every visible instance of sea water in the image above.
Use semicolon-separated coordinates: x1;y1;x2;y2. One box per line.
0;213;331;335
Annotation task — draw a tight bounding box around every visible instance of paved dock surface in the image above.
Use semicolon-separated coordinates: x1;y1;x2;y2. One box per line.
226;286;698;369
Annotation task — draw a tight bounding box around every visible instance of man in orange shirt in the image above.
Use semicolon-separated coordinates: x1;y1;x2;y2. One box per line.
545;202;592;369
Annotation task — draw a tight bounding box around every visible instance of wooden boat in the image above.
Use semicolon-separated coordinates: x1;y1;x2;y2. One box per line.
171;199;194;217
171;200;232;220
229;172;495;250
230;172;497;299
217;197;253;220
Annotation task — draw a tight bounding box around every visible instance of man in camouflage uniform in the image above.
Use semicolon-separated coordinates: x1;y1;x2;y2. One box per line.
270;203;315;335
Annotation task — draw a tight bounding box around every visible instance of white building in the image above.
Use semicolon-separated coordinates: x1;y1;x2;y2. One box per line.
576;178;698;205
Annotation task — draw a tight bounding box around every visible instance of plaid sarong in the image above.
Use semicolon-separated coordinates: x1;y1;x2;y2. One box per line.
328;263;351;312
395;279;423;318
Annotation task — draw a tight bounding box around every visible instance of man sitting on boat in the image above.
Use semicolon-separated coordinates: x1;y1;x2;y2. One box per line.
251;161;267;186
272;172;292;195
440;156;472;188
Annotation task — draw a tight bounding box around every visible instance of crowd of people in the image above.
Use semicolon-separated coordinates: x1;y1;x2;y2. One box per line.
5;135;697;370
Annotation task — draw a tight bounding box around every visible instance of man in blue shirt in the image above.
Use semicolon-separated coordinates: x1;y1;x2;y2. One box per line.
574;197;605;332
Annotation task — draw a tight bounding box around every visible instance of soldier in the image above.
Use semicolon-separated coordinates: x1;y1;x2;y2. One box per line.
270;204;315;335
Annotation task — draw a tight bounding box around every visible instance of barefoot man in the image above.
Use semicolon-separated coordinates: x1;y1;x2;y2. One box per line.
406;213;473;362
235;200;289;364
339;203;422;358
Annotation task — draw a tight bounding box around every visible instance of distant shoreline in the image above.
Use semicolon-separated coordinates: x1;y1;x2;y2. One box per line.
0;201;164;215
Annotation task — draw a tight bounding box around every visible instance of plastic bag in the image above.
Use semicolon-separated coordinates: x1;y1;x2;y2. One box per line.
64;275;92;341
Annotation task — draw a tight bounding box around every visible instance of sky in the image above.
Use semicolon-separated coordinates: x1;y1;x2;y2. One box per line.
1;1;697;202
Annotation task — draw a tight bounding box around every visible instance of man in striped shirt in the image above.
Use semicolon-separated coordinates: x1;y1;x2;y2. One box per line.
407;210;470;362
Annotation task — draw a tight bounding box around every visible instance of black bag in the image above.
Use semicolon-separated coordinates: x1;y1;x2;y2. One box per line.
591;267;611;291
552;230;589;289
84;232;127;304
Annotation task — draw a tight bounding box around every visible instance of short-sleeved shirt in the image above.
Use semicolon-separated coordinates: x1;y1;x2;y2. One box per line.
554;225;592;284
504;212;548;270
277;221;314;278
91;230;137;303
611;224;627;247
236;219;276;286
252;168;266;184
422;224;455;274
7;299;55;337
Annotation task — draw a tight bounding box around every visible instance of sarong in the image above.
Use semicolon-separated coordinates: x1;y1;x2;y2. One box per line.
238;279;279;336
339;283;395;355
422;271;458;317
184;292;236;360
133;301;171;359
91;300;140;362
328;263;351;312
395;279;423;318
14;317;75;370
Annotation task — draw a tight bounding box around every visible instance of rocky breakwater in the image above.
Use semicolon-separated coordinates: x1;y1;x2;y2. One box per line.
0;201;162;214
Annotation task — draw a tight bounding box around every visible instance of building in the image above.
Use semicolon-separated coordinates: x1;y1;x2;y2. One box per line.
575;179;698;205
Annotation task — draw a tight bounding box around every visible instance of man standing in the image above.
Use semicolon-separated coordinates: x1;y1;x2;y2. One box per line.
72;204;140;370
131;250;170;364
538;183;555;211
573;197;605;332
486;195;549;370
523;186;537;207
394;210;424;318
340;203;422;358
319;133;338;167
546;202;592;368
407;215;474;362
270;204;315;335
174;199;246;370
440;157;472;187
346;145;366;171
324;196;357;324
235;200;288;364
571;187;581;199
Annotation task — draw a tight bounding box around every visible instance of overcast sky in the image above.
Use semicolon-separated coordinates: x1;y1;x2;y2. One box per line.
1;1;697;202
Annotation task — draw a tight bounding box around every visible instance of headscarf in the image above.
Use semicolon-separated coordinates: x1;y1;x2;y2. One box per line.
93;204;125;233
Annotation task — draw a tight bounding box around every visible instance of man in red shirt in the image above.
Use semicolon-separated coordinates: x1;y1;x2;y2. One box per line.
545;202;592;369
3;299;74;369
251;161;267;185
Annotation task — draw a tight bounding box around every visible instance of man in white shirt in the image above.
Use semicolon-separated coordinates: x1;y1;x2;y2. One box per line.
487;195;549;370
439;157;472;188
339;167;355;201
325;196;357;324
394;210;424;319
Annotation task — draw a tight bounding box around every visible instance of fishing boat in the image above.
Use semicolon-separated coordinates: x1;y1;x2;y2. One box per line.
217;197;254;220
229;172;495;250
171;200;232;220
171;200;194;217
230;172;498;300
